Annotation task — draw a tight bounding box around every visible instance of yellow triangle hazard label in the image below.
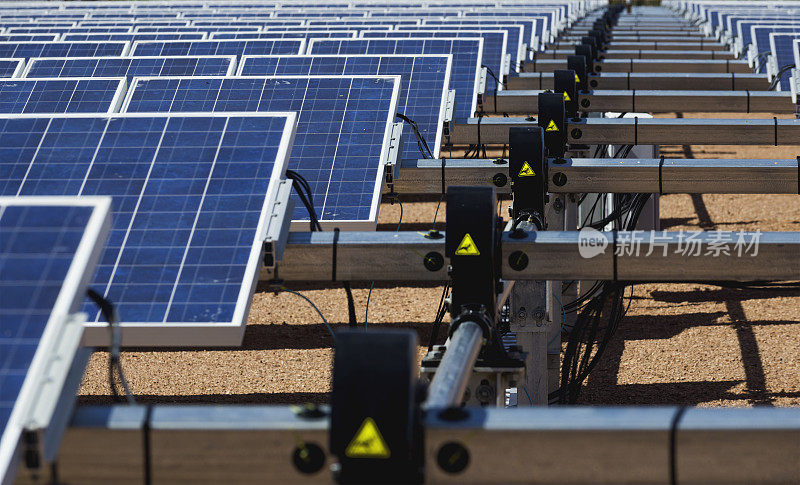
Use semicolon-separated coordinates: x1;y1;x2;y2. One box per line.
563;91;571;101
518;161;536;177
545;119;559;132
575;73;581;83
345;417;391;459
455;233;480;256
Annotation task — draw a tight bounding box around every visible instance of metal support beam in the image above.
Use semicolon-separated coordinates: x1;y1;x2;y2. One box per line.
390;157;796;195
537;49;736;60
480;90;795;114
50;405;800;484
550;40;726;50
270;230;800;282
448;117;800;145
505;72;769;91
423;321;484;409
521;58;751;73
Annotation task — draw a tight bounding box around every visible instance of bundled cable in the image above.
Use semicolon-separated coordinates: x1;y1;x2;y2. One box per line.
396;112;434;159
86;289;135;404
768;64;795;91
286;169;322;232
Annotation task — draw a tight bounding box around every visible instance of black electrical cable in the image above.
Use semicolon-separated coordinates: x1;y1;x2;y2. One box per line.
482;64;502;113
427;283;450;352
396;112;434;159
86;288;135;404
286;170;322;232
768;64;795;91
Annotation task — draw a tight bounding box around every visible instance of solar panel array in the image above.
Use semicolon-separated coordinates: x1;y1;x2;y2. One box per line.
0;2;589;479
693;2;800;90
0;1;586;352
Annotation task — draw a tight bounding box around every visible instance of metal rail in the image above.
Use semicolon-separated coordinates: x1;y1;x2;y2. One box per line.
39;405;800;484
392;158;799;195
448;117;800;145
521;58;751;73
269;230;800;282
481;90;795;114
423;321;484;409
536;49;736;60
504;72;769;90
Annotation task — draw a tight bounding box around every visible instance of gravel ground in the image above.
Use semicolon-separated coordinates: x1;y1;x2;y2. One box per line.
79;112;800;407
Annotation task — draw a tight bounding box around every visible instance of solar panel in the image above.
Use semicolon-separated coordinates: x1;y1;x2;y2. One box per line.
61;32;206;41
210;31;358;40
0;112;297;346
770;32;800;89
398;24;524;66
0;58;24;78
122;75;400;228
0;41;129;60
0;196;110;485
133;26;261;33
424;18;544;52
24;56;235;81
0;78;125;114
752;26;800;71
308;37;482;121
237;54;450;160
361;30;507;91
0;33;59;42
7;27;132;34
131;39;305;58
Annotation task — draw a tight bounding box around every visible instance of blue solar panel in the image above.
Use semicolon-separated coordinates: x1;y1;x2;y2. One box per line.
0;59;23;78
424;18;544;52
0;196;109;485
0;113;296;346
123;75;400;228
131;39;304;58
210;31;357;40
739;20;800;50
361;30;506;91
61;33;205;41
238;55;450;160
306;19;420;26
770;32;800;89
7;27;132;34
0;41;128;60
309;38;481;121
25;56;235;81
133;26;261;33
0;78;124;114
752;26;800;71
0;34;59;42
399;24;524;65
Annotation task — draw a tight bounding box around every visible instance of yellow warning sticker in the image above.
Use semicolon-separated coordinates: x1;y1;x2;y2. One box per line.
518;161;536;177
345;417;391;459
563;91;571;102
575;73;581;83
455;233;480;256
545;119;559;132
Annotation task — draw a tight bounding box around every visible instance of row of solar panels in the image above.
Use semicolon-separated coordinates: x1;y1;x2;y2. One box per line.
670;1;800;91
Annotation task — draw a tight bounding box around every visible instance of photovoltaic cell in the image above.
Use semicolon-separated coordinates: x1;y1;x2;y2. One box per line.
0;78;125;114
0;41;129;60
0;58;24;78
60;32;206;41
360;30;507;91
0;113;296;346
309;38;481;120
0;196;109;485
770;32;800;89
24;56;235;81
0;34;59;42
131;39;305;58
123;75;400;228
238;54;450;160
210;31;357;40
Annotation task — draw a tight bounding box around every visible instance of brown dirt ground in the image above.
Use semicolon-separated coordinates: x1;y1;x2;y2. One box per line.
78;111;800;407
